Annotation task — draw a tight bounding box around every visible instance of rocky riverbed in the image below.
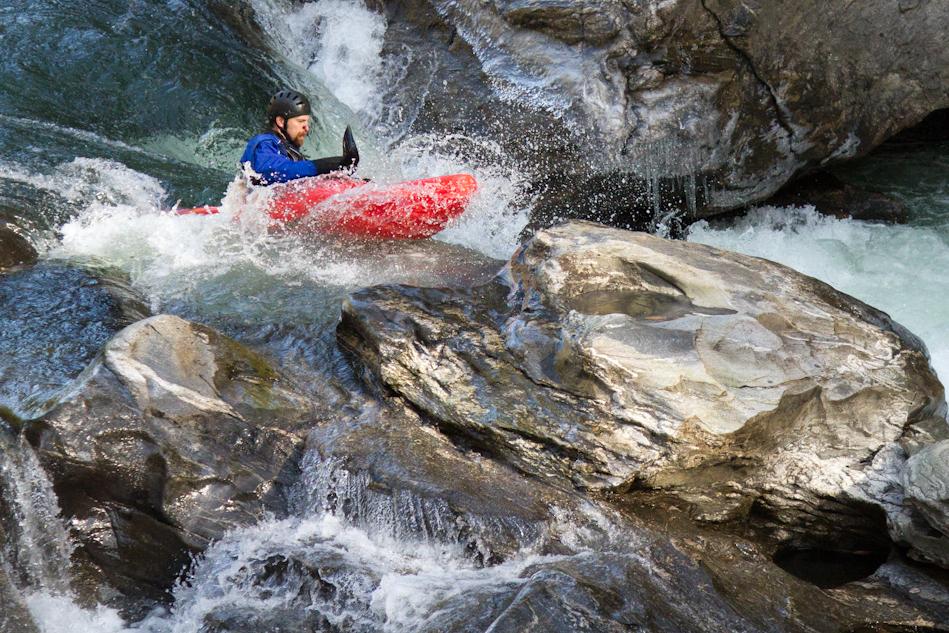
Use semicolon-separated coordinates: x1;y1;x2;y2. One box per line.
1;0;948;631
2;220;948;631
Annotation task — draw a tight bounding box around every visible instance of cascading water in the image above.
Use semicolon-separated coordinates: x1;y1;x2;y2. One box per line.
128;448;615;633
0;431;73;594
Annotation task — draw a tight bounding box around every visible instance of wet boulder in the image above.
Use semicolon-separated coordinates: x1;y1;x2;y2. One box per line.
893;440;949;567
339;221;948;559
0;224;36;269
27;314;316;611
299;400;590;564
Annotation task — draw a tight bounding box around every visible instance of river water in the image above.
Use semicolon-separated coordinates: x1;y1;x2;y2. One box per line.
0;1;946;631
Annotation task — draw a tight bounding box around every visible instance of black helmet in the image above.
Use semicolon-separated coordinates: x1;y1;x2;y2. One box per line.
267;89;311;122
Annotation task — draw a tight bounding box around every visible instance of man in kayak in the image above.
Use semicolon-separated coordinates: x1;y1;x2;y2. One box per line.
239;89;359;185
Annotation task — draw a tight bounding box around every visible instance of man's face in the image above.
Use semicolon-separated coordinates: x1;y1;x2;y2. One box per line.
280;114;310;147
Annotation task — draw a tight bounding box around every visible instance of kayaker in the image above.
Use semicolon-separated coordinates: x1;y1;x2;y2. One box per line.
239;89;359;186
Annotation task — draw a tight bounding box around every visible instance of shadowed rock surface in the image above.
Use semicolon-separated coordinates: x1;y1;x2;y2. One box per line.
353;0;949;223
339;221;949;562
0;223;36;270
26;314;317;612
766;170;910;224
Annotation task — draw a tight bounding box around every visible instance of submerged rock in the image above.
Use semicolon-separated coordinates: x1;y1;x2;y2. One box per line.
339;221;948;562
27;314;316;611
0;262;149;419
0;224;36;269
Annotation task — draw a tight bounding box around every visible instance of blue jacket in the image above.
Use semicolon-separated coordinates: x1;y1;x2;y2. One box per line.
239;132;318;185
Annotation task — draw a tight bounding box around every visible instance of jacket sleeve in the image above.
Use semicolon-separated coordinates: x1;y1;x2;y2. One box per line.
249;138;318;184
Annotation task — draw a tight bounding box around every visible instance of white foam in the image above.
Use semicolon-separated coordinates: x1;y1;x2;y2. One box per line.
133;513;557;633
26;592;130;633
688;206;949;383
0;157;164;208
250;0;386;117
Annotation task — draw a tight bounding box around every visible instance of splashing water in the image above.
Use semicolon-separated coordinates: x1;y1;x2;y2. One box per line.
131;514;551;633
45;157;513;310
246;0;533;256
127;445;621;633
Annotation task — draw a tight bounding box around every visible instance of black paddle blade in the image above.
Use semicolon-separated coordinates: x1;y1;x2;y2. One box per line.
343;125;359;169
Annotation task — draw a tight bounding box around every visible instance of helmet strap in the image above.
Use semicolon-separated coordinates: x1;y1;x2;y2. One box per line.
274;116;303;149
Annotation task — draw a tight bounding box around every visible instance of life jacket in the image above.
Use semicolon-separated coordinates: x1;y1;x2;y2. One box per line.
238;130;317;186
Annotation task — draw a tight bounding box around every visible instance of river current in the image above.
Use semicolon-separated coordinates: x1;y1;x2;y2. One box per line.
0;1;946;631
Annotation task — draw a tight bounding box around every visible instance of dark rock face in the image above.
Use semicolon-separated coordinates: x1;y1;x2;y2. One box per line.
0;224;36;269
27;315;316;611
370;0;949;220
766;170;909;224
339;221;949;562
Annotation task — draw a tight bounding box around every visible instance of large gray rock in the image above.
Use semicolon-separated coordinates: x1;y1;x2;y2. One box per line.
895;440;949;567
180;397;949;632
369;0;949;219
339;221;948;561
27;314;316;611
